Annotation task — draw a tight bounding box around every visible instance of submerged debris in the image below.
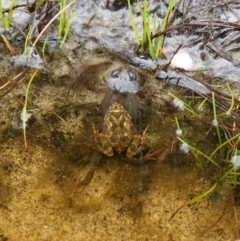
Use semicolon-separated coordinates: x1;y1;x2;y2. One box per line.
231;156;240;171
107;65;139;94
11;109;39;129
179;142;190;154
11;47;43;69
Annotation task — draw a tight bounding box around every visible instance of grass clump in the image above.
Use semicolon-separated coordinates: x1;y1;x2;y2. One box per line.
127;0;177;60
170;82;240;219
33;0;76;47
58;0;74;46
0;0;16;29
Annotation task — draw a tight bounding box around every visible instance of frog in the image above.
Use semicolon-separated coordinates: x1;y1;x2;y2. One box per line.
92;65;158;162
92;102;149;160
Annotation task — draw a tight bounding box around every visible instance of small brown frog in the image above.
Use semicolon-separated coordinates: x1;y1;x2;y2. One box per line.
93;102;148;160
93;102;159;164
92;65;159;163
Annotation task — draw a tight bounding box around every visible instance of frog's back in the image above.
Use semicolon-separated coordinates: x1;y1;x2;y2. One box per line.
103;102;135;153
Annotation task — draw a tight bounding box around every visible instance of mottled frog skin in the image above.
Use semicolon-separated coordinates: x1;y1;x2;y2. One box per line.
93;102;148;158
75;66;159;188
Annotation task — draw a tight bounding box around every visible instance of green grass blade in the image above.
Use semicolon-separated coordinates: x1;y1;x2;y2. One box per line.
127;0;140;45
178;137;221;169
220;166;234;181
58;0;66;38
212;92;222;146
42;35;49;57
153;12;157;48
225;83;234;117
24;25;32;56
0;0;8;29
8;0;17;19
175;116;180;130
169;92;201;118
137;0;146;50
23;70;38;150
61;8;73;45
156;0;177;57
186;181;218;205
210;133;240;159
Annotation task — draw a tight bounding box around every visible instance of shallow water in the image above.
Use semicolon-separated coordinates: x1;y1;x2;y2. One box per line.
0;0;240;240
0;45;237;240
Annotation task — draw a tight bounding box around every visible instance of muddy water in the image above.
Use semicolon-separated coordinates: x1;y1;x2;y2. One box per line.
0;36;238;241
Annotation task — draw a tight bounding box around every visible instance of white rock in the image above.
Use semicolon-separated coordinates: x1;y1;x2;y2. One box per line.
172;99;184;111
180;142;190;154
175;129;183;136
231;155;240;170
171;52;193;71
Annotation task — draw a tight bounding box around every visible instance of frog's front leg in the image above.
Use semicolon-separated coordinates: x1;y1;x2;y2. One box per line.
92;124;114;157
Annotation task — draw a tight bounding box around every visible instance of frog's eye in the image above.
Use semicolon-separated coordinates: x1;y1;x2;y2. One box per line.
111;70;119;79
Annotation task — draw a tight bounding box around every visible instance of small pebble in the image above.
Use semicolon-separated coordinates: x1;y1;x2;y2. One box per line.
171;52;193;71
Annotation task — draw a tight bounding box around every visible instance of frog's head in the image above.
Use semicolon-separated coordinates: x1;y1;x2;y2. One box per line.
108;65;139;94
